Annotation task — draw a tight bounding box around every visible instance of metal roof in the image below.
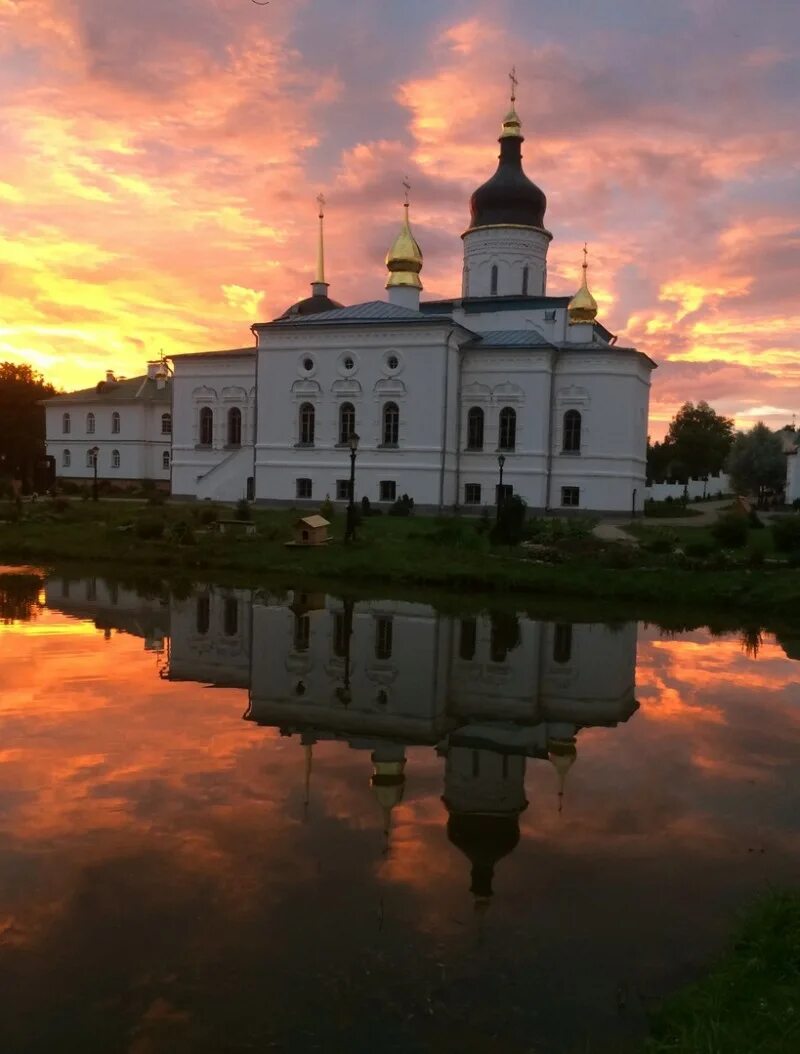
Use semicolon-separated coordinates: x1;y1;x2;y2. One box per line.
257;300;454;328
465;330;556;349
42;375;171;405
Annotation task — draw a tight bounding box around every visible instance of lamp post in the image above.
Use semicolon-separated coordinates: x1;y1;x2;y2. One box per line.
89;446;99;502
496;454;506;523
345;432;360;543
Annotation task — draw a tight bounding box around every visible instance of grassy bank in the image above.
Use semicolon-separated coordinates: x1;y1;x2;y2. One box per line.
2;498;800;623
645;890;800;1053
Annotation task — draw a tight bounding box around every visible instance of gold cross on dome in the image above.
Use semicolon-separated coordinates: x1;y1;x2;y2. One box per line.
402;177;411;206
316;192;325;217
509;65;518;104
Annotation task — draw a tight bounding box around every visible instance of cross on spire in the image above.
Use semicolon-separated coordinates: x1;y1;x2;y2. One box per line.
509;65;518;105
402;176;411;207
316;192;325;218
583;242;589;269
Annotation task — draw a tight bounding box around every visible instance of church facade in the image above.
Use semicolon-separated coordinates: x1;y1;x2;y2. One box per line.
169;91;655;513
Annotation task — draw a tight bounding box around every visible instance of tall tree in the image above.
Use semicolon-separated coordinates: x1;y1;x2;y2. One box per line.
666;401;735;481
0;362;57;487
726;423;786;506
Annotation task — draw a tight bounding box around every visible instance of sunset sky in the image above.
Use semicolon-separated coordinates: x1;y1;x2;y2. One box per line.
0;0;798;437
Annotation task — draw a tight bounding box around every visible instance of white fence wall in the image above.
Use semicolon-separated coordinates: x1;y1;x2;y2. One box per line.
645;473;731;502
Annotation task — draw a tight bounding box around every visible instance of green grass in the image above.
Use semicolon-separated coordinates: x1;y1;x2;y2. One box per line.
2;499;800;625
645;891;800;1053
644;500;704;518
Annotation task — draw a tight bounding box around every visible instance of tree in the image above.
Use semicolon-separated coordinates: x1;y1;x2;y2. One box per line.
0;362;57;488
726;423;786;506
646;438;675;483
665;401;735;483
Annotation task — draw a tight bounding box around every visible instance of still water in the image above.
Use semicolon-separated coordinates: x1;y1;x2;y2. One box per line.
0;574;798;1053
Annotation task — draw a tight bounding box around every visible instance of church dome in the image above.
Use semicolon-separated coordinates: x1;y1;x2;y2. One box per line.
568;246;598;324
468;106;547;231
446;812;521;899
386;200;423;290
276;292;343;320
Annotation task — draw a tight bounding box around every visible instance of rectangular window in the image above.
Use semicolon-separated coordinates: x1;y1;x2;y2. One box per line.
375;617;393;660
336;479;351;501
464;483;481;505
379;480;396;502
459;618;477;661
561;486;580;507
296;478;312;499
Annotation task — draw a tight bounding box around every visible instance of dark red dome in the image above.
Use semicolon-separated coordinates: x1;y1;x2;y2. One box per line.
276;292;343;320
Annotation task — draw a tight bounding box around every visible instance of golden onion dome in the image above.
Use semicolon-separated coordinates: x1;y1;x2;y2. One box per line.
500;104;522;139
371;758;406;854
568;245;598;324
386;201;423;289
547;736;577;812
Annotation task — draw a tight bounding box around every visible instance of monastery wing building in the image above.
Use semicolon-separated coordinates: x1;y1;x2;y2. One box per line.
46;84;656;514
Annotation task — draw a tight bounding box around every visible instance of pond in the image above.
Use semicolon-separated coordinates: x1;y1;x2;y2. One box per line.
0;574;798;1053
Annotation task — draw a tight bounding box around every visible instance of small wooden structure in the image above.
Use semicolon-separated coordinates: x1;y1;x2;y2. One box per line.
218;519;256;536
289;515;331;547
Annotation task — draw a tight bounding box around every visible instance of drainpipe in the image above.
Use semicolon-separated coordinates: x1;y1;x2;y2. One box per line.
544;346;559;512
438;329;455;512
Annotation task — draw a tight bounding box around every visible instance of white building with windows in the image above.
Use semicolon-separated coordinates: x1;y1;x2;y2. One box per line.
169;90;654;512
49;85;655;512
43;362;173;487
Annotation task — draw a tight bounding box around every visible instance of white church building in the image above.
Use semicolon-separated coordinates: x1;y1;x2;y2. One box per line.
48;84;657;513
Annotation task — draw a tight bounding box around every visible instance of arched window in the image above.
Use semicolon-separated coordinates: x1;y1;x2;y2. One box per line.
62;412;71;435
161;412;172;435
227;406;242;446
162;450;170;470
196;595;210;635
199;406;213;446
382;402;399;446
522;266;529;295
111;449;120;469
111;411;120;434
490;264;498;295
553;624;573;664
86;449;97;468
62;449;71;468
498;407;516;451
224;597;238;637
86;412;95;434
563;410;582;453
299;402;315;445
466;407;484;451
339;402;355;445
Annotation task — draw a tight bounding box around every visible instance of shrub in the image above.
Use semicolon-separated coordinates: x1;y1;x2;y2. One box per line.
58;480;81;495
134;515;165;540
389;494;414;517
684;539;715;559
235;498;252;522
197;503;219;526
772;515;800;553
49;497;71;514
747;547;765;568
748;508;764;529
425;519;488;551
168;519;195;545
319;496;335;521
361;495;372;518
643;528;677;554
147;491;166;507
476;507;492;535
602;546;638;569
490;494;527;546
711;514;748;548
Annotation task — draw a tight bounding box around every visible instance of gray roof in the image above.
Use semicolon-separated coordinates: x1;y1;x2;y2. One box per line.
42;374;171;405
257;300;454;328
465;330;556;349
170;346;255;360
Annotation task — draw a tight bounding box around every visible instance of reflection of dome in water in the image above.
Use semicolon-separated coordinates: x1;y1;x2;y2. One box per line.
446;812;521;899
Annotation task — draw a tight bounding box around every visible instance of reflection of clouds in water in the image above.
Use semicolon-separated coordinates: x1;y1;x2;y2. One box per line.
0;583;798;1049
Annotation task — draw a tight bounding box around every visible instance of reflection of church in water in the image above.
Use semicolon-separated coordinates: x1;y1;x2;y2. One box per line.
45;580;638;903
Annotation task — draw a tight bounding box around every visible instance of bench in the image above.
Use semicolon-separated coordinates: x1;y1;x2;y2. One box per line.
218;519;256;536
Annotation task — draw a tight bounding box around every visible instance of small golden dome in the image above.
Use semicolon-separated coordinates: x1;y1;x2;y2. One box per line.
547;736;577;813
386;201;423;290
568;244;598;324
500;105;522;139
